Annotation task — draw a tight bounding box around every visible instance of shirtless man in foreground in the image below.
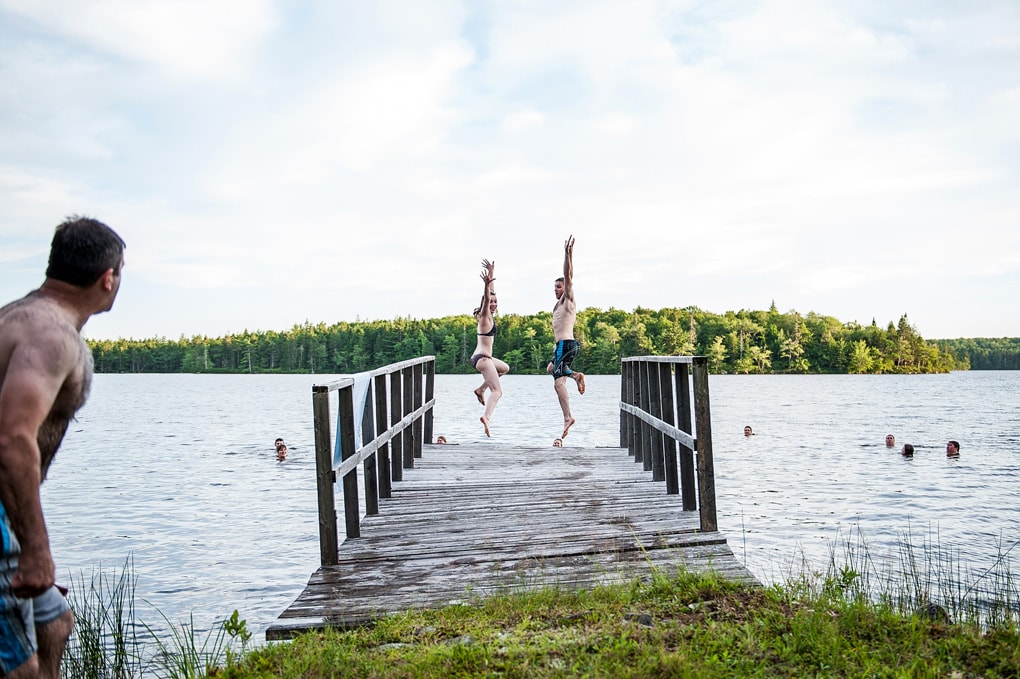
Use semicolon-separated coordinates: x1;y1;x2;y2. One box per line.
547;235;585;438
0;216;125;678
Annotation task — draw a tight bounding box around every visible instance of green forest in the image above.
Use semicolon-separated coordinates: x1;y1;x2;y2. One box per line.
86;304;1018;376
931;337;1020;370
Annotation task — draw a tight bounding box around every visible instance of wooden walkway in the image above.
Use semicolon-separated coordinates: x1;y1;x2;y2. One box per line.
267;441;758;640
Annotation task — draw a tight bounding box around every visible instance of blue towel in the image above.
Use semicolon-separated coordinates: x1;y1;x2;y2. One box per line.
334;372;373;467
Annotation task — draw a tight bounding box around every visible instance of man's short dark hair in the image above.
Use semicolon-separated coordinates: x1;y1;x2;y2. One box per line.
902;444;914;455
949;440;960;451
555;277;565;283
46;215;126;287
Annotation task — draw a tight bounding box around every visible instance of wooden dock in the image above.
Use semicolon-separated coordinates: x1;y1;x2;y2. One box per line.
267;441;758;640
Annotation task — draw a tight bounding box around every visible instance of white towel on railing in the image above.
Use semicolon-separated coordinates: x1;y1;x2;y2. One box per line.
333;371;373;467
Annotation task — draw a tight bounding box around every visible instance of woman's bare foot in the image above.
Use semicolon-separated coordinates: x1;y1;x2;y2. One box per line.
480;416;491;437
562;417;576;438
473;387;486;405
574;372;586;394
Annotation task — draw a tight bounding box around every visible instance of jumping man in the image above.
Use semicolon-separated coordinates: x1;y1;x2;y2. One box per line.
548;235;585;438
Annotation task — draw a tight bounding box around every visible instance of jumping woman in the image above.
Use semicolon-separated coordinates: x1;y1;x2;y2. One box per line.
471;259;509;437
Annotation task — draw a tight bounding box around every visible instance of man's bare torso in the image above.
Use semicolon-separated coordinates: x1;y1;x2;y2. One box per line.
552;297;577;342
0;293;92;478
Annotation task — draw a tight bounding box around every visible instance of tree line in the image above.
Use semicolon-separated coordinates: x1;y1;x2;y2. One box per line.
86;304;994;376
930;337;1020;370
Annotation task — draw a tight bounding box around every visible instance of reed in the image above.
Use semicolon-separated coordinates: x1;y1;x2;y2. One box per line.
141;611;229;679
61;557;247;678
814;524;1020;628
62;557;145;678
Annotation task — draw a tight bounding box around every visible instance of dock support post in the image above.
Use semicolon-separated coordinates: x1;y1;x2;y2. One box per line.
646;360;665;482
362;381;379;517
313;386;339;566
375;374;391;498
692;356;717;532
423;360;435;444
402;367;414;468
637;361;651;471
675;363;696;511
338;384;361;539
413;362;424;458
658;362;679;495
620;361;631;449
389;371;403;482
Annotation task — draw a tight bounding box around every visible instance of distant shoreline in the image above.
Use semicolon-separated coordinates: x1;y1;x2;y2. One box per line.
84;307;1020;375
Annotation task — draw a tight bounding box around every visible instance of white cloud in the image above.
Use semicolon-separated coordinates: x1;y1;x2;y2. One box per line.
198;41;473;202
474;163;560;188
502;110;545;132
0;0;275;80
588;113;634;136
1;1;1018;339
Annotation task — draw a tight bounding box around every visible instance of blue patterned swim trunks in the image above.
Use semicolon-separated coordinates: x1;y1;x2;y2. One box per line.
1;499;71;674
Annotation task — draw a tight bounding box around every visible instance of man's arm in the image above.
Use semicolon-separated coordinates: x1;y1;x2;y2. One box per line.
562;236;575;304
0;331;76;597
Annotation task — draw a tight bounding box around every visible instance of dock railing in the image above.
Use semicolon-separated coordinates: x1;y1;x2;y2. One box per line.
619;355;717;532
312;356;435;567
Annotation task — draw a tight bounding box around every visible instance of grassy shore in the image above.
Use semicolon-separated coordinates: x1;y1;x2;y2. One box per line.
64;530;1020;677
210;567;1020;678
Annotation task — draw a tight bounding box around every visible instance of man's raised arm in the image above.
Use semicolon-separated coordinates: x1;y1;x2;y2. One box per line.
562;236;575;303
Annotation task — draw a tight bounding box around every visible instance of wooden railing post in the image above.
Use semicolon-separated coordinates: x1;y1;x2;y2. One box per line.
692;356;717;532
362;380;379;516
628;361;638;460
675;363;697;511
374;374;391;498
338;384;361;539
313;386;338;567
637;361;651;471
658;362;679;495
628;362;640;457
646;360;665;482
412;362;424;458
620;361;631;450
423;359;435;444
401;367;414;468
389;371;402;482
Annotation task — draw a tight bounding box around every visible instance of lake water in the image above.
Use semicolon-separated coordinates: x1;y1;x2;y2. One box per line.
42;370;1020;639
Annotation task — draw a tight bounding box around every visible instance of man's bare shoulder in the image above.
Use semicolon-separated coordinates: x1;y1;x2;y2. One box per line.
0;294;82;372
1;293;79;333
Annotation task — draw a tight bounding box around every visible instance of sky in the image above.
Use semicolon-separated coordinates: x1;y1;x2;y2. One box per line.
1;1;1018;342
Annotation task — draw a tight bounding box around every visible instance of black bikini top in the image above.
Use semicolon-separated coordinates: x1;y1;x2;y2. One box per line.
477;321;498;337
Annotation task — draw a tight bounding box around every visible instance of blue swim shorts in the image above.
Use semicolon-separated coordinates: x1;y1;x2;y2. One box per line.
1;499;71;674
551;339;581;379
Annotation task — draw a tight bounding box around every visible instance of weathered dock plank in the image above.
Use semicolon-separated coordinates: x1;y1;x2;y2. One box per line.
268;443;758;640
